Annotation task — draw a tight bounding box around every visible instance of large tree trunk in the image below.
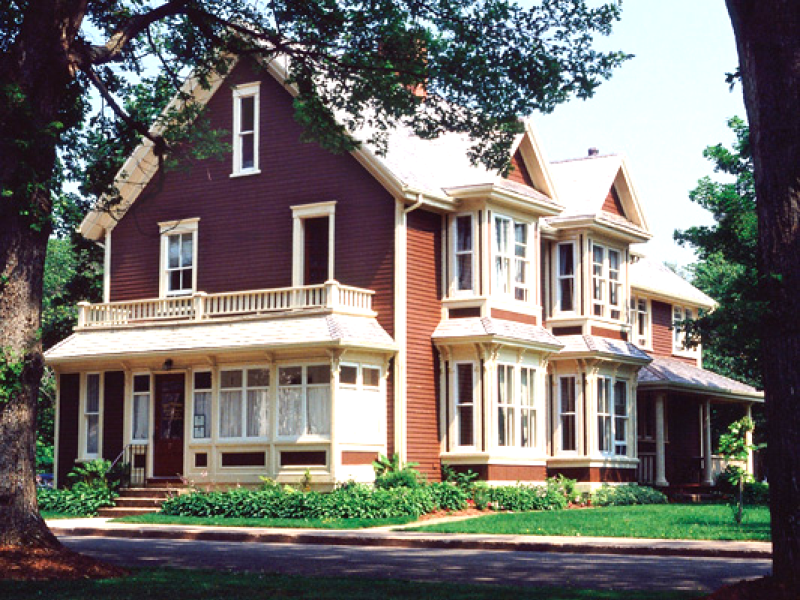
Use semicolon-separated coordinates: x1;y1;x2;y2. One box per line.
0;0;83;548
726;0;800;591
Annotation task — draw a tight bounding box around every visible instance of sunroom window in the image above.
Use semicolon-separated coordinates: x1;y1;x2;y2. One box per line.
219;368;270;439
277;365;331;438
494;215;530;301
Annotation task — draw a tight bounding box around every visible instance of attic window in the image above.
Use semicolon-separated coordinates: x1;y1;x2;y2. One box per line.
232;82;260;176
159;219;198;297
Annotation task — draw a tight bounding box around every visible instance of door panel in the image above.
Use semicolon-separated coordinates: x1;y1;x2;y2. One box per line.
153;374;185;477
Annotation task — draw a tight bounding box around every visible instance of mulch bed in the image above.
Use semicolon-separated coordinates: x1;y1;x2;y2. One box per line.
700;577;798;600
0;545;129;581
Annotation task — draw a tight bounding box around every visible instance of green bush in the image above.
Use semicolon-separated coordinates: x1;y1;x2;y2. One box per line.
485;480;570;512
591;484;668;507
372;453;423;489
37;459;120;516
743;481;769;505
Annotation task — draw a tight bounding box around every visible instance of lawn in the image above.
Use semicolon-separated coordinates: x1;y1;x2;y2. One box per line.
408;504;770;541
3;568;701;600
109;513;418;529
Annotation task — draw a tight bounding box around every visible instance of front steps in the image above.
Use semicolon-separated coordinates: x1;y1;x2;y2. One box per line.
98;479;184;518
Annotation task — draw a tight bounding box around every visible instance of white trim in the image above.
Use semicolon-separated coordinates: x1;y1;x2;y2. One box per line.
491;213;532;303
103;230;111;303
291;201;336;287
80;372;103;460
131;372;152;443
629;295;652;349
672;304;702;359
159;219;199;298
231;82;261;176
555;240;577;315
449;212;476;296
452;361;478;450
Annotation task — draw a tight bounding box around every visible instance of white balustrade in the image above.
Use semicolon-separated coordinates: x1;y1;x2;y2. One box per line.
76;282;375;327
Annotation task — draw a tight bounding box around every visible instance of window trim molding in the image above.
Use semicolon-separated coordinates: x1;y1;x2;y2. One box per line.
449;212;476;296
492;213;532;302
217;366;271;442
672;304;701;357
291;201;336;287
555;240;577;314
131;372;151;444
629;295;652;349
557;375;578;455
80;372;103;460
452;361;477;450
159;218;199;298
231;82;261;177
596;376;631;458
590;241;625;322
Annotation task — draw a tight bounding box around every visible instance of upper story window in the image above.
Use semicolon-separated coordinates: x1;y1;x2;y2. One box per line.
159;219;198;297
493;215;530;302
673;305;699;355
629;295;650;347
452;214;475;294
232;82;260;176
556;242;576;312
592;243;623;320
292;202;336;286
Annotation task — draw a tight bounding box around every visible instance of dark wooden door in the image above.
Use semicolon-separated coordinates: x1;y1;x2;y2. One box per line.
153;374;185;477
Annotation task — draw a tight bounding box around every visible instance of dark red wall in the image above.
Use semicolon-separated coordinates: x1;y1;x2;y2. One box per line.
102;371;125;463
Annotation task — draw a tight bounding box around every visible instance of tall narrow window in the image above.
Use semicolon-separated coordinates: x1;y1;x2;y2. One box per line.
455;363;474;447
193;371;212;439
559;377;576;452
219;370;244;438
597;377;612;453
292;202;336;287
614;381;628;456
85;373;101;457
159;219;198;297
519;367;536;448
454;215;473;292
557;242;575;312
608;249;621;319
132;374;150;442
497;364;515;446
592;244;606;316
232;83;260;175
592;243;624;320
494;215;530;301
630;296;650;347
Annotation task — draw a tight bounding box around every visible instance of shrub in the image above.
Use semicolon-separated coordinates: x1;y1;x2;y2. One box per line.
743;481;769;505
591;484;668;507
486;481;569;512
37;459;120;516
428;482;469;511
373;453;423;489
441;464;479;491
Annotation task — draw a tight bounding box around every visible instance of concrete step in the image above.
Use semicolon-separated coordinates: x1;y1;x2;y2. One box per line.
114;497;167;509
98;506;160;518
119;487;175;499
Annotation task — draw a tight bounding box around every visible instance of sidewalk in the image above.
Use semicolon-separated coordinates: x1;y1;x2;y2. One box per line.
47;516;772;560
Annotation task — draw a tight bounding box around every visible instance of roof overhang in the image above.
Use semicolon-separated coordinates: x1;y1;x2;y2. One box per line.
443;183;562;217
545;215;652;243
631;285;716;311
638;380;763;403
433;333;563;354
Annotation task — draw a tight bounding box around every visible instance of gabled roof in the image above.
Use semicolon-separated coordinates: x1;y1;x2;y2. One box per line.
432;317;563;351
80;57;562;241
555;335;652;364
638;356;762;402
630;255;716;310
545;154;651;241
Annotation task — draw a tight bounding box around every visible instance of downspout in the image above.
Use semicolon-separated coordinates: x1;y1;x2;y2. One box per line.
404;193;424;214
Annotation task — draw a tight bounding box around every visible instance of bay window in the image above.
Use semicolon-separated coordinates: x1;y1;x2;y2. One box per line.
494;215;530;301
598;377;629;456
278;365;331;438
559;376;576;452
496;364;538;449
519;367;536;448
497;364;514;446
614;381;628;456
597;377;612;453
219;368;270;439
453;215;474;293
454;363;475;447
592;243;623;320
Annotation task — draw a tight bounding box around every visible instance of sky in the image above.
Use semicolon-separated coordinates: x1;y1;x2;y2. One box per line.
533;1;746;268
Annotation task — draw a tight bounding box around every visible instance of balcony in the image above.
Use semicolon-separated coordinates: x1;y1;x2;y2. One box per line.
77;280;375;329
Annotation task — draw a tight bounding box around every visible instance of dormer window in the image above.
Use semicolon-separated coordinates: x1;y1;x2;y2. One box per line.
493;215;530;301
159;219;198;297
556;242;575;312
592;243;623;320
232;82;260;176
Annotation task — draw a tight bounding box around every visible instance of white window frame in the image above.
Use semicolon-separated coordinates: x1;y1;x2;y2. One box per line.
453;362;477;449
673;305;701;356
276;364;332;441
556;241;576;313
291;202;336;287
451;213;475;295
131;373;151;443
597;376;612;454
613;380;629;456
519;366;537;449
558;376;577;454
496;363;515;447
192;370;213;440
591;242;624;321
218;367;271;441
231;82;261;176
493;214;531;302
159;218;199;297
82;372;103;459
597;377;630;457
629;295;651;348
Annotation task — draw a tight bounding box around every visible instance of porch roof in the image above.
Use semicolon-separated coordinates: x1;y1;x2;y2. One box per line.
555;335;652;364
432;317;563;351
45;313;396;365
638;356;763;402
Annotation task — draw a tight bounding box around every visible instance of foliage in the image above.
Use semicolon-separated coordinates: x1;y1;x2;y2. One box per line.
373;453;423;489
441;463;479;491
717;416;762;524
36;460;120;516
743;482;769;506
110;513;418;529
674;117;762;389
484;478;573;512
591;484;668;507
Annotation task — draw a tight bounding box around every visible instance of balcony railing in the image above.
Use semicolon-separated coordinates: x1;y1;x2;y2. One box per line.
77;280;375;328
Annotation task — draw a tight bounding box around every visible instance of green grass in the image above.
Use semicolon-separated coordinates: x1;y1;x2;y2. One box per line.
109;513;418;529
2;567;701;600
408;504;770;541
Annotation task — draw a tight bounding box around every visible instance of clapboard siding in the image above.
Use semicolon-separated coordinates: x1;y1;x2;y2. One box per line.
109;59;395;339
102;371;125;463
505;150;535;187
651;300;673;356
602;186;625;217
406;210;442;481
57;374;80;488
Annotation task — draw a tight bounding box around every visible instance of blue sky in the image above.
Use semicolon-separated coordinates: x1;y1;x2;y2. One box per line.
534;1;746;267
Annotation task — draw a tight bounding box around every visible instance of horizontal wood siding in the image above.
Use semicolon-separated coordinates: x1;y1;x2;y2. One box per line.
109;59;394;336
406;209;442;481
602;186;625;217
57;374;80;488
102;371;125;462
341;451;379;465
651;300;673;356
449;464;547;482
590;325;627;341
491;308;537;325
506;150;535;187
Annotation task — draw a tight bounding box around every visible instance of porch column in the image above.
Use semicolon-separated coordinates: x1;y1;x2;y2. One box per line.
746;404;754;476
655;393;668;487
702;399;714;486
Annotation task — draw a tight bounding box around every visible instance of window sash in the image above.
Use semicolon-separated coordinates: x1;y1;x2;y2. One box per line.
233;85;259;174
614;381;628;456
559;377;576;452
455;363;475;447
277;365;331;439
454;215;473;292
494;216;529;301
597;378;612;454
557;243;575;312
85;374;101;456
497;364;515;447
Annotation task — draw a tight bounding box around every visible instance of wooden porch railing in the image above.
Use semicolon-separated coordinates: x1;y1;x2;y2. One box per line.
77;281;375;328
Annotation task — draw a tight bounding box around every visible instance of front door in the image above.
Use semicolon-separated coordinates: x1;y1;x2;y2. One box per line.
153;374;185;477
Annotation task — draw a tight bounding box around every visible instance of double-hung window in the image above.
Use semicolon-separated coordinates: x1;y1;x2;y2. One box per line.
592;243;623;320
454;363;475;447
277;365;331;438
494;215;530;301
519;367;536;448
159;219;198;297
613;381;628;456
219;368;270;439
629;296;650;347
559;376;576;452
453;215;474;293
132;374;150;442
556;242;575;312
598;377;629;456
597;377;612;453
84;373;101;457
673;305;697;353
496;364;515;446
232;82;260;175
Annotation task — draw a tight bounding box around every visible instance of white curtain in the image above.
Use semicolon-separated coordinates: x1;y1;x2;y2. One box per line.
219;390;242;438
278;388;303;436
193;391;211;438
247;389;269;437
307;386;330;435
132;393;149;440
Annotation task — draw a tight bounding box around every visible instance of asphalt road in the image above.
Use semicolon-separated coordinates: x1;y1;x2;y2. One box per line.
60;536;771;593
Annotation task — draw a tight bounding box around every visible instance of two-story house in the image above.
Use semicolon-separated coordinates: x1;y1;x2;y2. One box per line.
46;57;762;491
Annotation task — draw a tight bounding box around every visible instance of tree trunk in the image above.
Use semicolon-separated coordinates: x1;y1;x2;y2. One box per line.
726;0;800;591
0;0;85;548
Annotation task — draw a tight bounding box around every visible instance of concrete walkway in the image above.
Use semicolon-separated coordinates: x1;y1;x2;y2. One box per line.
47;516;771;559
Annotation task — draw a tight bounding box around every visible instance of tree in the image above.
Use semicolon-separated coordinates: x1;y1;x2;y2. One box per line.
0;1;628;550
675;117;762;389
726;0;800;592
717;416;759;525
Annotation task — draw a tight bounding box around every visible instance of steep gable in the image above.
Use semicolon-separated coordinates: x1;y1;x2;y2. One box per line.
506;149;535;188
602;185;626;218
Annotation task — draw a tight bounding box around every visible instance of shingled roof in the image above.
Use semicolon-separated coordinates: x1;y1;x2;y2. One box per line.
638;355;762;401
432;317;563;350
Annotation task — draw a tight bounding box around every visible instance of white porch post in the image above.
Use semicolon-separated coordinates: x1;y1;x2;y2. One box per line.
746;403;755;476
655;393;669;487
702;399;714;486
